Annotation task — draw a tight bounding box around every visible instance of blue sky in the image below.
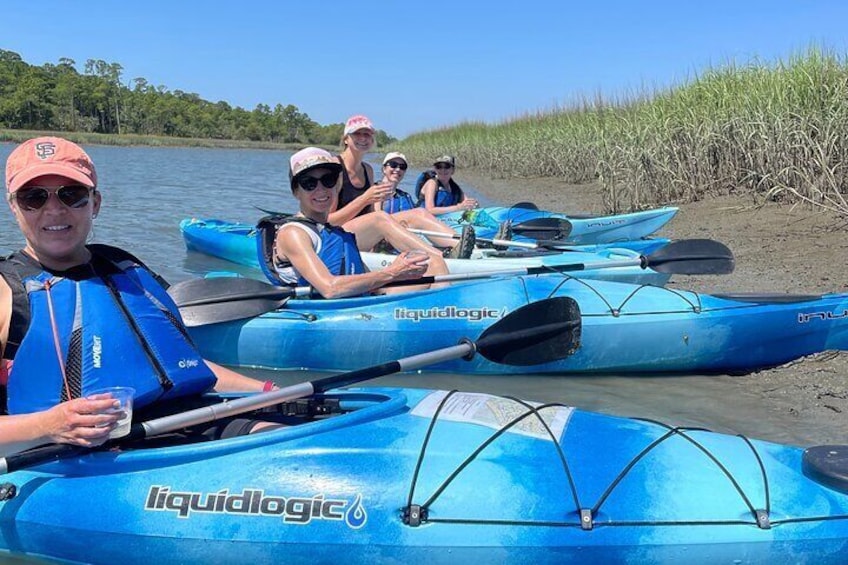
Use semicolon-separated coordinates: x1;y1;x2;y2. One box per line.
3;0;847;138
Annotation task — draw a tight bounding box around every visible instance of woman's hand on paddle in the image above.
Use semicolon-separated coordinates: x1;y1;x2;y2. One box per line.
386;250;430;281
39;396;120;447
459;198;479;211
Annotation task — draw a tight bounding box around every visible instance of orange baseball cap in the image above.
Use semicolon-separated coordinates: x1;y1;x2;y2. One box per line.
5;137;97;193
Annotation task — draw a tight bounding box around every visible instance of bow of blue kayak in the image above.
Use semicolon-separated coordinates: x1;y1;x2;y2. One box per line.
2;387;848;564
439;205;679;244
179;217;673;286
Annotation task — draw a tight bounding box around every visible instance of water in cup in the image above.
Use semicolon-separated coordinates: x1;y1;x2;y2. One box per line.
89;386;135;438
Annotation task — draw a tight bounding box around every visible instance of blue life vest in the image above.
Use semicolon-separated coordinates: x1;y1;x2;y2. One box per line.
380;189;416;214
414;170;464;208
0;246;216;415
256;215;366;288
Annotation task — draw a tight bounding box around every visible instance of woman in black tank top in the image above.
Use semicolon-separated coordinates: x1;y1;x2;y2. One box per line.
324;115;453;269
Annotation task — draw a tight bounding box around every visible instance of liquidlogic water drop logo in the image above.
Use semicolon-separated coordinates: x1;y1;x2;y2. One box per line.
145;486;367;529
345;494;367;528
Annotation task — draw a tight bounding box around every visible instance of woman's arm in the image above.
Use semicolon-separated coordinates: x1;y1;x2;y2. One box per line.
206;361;270;392
421;179;469;215
0;397;121;458
276;225;427;299
328;164;392;225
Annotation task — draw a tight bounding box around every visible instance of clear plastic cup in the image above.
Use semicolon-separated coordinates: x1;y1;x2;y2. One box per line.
89;386;135;439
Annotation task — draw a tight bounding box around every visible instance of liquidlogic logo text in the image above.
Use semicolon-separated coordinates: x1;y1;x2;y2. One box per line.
145;486;367;529
798;309;848;324
394;306;505;322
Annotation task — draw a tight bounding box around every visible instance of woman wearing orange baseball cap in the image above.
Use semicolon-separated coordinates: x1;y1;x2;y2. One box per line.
0;137;275;455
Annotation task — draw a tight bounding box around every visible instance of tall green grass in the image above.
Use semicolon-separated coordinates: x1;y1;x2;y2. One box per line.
396;47;848;215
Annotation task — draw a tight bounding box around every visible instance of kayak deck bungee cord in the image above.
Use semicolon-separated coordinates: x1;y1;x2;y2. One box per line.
1;387;848;563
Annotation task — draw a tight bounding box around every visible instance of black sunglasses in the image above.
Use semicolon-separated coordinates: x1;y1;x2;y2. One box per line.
384;161;408;171
434;163;453;170
297;171;340;191
10;185;94;211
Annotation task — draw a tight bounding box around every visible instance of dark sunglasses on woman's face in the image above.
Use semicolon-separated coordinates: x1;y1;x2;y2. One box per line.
434;163;453;170
9;185;93;211
384;161;408;171
297;171;340;191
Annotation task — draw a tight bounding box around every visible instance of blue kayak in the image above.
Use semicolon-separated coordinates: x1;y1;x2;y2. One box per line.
184;274;848;375
2;386;848;563
179;218;672;286
439;205;679;244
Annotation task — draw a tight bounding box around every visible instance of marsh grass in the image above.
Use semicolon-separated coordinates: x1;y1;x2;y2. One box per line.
396;47;848;216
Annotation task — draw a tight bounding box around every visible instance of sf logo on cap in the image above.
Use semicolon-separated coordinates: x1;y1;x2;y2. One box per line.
35;141;57;160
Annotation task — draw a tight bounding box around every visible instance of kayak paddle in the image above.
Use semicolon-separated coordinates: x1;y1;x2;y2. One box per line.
0;296;581;475
168;238;734;326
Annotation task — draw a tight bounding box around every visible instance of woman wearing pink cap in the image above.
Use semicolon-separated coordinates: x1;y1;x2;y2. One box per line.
0;137;276;456
331;114;387;224
263;147;450;298
330;115;474;259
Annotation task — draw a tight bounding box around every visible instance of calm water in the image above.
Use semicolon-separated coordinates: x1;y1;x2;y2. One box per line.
0;143;829;446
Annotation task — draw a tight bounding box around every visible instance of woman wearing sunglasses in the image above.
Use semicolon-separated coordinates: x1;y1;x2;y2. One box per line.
328;115;475;259
0;137;273;456
377;152;476;258
419;155;479;215
268;147;449;299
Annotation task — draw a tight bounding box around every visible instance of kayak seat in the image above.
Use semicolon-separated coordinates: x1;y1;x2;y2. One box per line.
713;292;823;304
803;445;848;494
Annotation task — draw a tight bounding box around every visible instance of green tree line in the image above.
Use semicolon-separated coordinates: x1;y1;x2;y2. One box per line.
0;49;394;146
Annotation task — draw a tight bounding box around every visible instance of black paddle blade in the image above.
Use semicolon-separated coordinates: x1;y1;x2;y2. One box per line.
476;297;581;366
511;218;573;241
511;201;539;210
644;238;735;275
179;298;286;327
168;277;297;327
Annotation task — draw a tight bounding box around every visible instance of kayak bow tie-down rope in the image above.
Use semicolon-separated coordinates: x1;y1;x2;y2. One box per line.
0;296;581;475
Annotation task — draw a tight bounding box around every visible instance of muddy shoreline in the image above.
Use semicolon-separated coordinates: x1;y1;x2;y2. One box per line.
460;171;848;446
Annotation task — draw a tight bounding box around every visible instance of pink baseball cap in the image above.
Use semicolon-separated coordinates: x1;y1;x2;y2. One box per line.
343;115;375;136
289;147;343;190
6;137;97;193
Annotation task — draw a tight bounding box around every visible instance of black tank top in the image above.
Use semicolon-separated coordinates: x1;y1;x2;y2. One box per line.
337;162;372;219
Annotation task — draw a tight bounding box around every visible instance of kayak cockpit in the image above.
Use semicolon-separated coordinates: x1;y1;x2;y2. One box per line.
35;389;409;476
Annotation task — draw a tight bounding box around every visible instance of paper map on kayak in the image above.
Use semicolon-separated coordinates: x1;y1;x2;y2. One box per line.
411;391;573;441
